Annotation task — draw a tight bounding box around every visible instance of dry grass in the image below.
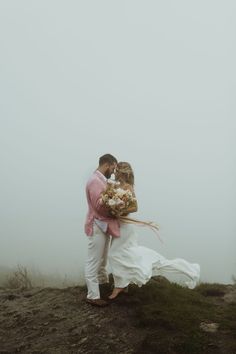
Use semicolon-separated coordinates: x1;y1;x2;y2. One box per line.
3;265;33;290
0;265;79;290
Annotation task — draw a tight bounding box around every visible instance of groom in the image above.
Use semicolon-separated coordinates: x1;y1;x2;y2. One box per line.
84;154;120;306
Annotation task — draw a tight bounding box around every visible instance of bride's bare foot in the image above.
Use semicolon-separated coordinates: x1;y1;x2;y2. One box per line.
108;287;127;300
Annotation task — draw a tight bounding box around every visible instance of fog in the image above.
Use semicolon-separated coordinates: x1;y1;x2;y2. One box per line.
0;1;235;285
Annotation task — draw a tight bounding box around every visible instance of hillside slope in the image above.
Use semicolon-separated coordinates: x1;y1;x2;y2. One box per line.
0;277;235;353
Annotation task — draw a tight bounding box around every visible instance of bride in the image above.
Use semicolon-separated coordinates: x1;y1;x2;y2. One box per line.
108;162;200;300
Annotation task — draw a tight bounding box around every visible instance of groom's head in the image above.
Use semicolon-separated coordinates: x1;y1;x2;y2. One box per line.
98;154;117;179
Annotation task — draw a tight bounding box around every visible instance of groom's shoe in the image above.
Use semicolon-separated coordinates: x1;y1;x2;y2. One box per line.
86;298;109;307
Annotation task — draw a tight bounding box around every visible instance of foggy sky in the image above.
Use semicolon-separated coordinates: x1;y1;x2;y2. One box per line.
0;1;235;284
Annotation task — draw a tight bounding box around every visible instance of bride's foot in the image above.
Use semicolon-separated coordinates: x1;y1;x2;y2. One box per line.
108;287;127;300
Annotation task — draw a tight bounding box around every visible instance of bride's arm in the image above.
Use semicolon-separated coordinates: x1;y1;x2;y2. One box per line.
121;184;138;215
122;203;138;215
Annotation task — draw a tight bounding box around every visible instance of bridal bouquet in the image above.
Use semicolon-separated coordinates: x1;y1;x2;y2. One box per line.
101;181;136;217
102;181;161;242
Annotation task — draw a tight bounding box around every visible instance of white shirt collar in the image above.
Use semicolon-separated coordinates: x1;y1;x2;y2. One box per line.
95;169;107;182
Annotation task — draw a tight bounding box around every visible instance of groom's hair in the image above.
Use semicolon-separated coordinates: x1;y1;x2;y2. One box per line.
99;154;117;166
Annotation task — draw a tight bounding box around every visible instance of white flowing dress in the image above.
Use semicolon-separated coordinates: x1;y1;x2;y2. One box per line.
108;223;200;289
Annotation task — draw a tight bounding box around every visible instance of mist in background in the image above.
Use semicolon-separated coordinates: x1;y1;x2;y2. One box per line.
0;1;235;284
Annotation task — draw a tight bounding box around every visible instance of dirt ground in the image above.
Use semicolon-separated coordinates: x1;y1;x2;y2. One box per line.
0;284;147;354
0;280;235;354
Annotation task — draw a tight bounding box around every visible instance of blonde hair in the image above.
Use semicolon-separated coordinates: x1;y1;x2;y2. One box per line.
116;162;134;186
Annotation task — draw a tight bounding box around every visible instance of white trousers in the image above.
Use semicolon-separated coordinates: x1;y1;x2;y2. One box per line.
84;224;111;299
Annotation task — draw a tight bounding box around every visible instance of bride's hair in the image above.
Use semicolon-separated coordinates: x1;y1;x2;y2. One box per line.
116;162;134;186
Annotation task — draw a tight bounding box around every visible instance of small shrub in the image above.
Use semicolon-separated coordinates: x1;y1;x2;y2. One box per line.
4;265;33;290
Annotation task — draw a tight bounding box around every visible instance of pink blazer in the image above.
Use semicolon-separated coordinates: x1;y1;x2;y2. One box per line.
84;170;120;237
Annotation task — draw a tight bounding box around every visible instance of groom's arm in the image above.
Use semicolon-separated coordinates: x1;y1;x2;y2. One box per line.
87;180;110;217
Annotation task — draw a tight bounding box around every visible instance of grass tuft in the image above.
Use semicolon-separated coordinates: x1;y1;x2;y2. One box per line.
116;277;235;353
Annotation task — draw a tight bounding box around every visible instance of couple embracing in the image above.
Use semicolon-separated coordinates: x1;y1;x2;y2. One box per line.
84;154;200;307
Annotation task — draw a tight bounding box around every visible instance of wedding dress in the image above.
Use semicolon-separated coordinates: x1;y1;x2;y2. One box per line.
108;223;200;289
